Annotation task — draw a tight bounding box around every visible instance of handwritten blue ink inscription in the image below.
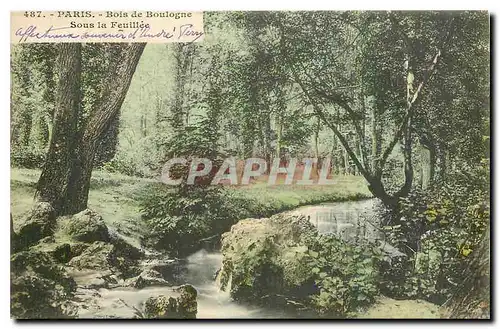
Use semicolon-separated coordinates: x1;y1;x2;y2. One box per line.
15;24;204;43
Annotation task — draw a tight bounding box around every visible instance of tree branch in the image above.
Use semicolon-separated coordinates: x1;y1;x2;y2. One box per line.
293;70;371;179
376;48;443;178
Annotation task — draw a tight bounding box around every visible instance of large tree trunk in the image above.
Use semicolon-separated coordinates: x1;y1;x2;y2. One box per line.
94;112;120;167
36;43;145;216
64;43;146;214
36;44;81;214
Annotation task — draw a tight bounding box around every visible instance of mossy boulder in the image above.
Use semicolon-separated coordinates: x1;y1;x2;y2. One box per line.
11;250;77;319
67;241;139;278
67;241;135;275
16;202;56;249
125;269;168;289
51;243;72;263
217;213;317;304
69;242;90;259
108;230;144;261
62;209;110;243
143;284;197;319
176;284;198;318
68;241;116;271
144;295;179;318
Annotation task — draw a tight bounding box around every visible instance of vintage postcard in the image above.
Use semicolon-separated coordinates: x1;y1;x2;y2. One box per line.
10;10;490;319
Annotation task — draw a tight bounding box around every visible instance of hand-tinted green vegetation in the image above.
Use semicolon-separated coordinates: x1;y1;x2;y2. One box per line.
10;11;489;319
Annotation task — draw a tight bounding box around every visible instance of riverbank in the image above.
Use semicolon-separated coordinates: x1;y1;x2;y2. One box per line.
10;169;448;319
11;168;372;250
10;167;373;319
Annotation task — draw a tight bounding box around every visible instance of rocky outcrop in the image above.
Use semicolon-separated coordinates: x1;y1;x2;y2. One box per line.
55;211;143;278
67;240;140;278
108;230;144;262
10;206;170;319
62;209;110;243
51;243;72;263
11;250;77;319
140;256;186;286
125;269;168;289
217;213;317;304
143;284;197;319
68;241;116;270
69;242;90;259
16;202;56;249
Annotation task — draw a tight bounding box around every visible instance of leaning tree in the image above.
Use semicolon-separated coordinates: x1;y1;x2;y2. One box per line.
265;11;485;211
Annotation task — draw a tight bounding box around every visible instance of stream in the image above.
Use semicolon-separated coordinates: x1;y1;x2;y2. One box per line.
77;198;400;319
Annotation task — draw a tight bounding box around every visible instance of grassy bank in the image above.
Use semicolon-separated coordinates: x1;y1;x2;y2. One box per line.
11;168;372;250
11;168;155;246
224;178;372;218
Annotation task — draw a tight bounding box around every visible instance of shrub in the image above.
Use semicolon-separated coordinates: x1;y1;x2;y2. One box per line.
380;162;489;304
101;157;141;177
11;147;46;169
139;184;249;255
306;235;383;317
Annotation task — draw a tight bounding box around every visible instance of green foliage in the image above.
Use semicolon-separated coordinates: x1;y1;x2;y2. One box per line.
11;147;46;169
10;43;125;170
101;156;143;177
139;184;245;255
10;44;56;168
306;235;382;317
163;119;225;161
380;162;489;304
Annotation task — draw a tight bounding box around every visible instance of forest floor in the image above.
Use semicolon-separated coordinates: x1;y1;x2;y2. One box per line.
357;296;442;319
10;168;371;247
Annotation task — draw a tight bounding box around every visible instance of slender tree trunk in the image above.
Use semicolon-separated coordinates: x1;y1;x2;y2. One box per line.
314;116;321;176
437;146;447;181
429;145;436;184
140;114;147;137
332;128;338;175
275;115;283;160
262;107;272;174
344;145;349;175
171;43;195;130
371;106;380;171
